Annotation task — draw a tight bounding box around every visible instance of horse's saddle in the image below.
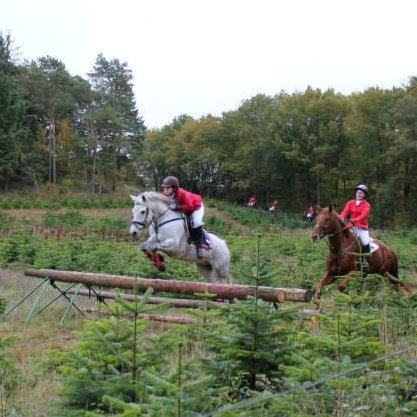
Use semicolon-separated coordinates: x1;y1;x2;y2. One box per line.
349;230;380;253
369;238;379;253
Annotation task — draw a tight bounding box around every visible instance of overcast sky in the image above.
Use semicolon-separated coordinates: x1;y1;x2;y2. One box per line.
2;0;417;128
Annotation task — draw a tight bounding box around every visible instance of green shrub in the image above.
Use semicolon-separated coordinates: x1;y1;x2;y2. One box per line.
0;197;131;210
43;211;86;228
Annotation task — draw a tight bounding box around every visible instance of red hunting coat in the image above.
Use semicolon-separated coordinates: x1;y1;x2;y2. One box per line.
175;188;203;215
339;199;371;230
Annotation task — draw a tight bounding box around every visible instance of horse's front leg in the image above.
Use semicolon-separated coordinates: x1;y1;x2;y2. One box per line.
140;225;158;253
141;236;166;271
147;238;178;255
141;240;151;253
315;273;334;300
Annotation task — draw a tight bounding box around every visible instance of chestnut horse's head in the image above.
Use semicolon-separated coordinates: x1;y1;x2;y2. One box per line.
311;205;342;242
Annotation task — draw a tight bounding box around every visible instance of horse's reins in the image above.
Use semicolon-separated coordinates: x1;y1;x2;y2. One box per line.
154;216;184;232
326;224;349;238
317;216;350;251
152;206;184;233
323;221;363;255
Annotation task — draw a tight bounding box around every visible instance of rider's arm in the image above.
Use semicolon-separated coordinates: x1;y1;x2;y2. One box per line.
353;202;371;224
339;201;352;222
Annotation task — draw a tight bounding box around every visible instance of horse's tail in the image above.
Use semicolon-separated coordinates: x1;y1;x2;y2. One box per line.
390;253;399;278
393;252;415;293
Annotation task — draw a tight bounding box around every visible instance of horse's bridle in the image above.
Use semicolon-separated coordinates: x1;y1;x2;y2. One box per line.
131;207;150;231
314;216;350;240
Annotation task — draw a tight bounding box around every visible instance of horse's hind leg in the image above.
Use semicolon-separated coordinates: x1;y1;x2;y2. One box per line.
196;264;214;282
196;262;230;286
214;263;230;284
386;254;399;279
384;272;414;294
400;282;414;293
338;272;358;293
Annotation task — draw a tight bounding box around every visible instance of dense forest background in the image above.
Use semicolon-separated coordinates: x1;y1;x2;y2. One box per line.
1;32;417;225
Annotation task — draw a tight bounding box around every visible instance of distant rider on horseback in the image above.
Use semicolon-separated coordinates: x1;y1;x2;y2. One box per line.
339;184;371;272
161;176;205;259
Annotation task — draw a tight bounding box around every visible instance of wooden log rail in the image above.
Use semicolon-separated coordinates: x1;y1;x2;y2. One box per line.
84;308;197;325
67;289;231;309
25;269;310;303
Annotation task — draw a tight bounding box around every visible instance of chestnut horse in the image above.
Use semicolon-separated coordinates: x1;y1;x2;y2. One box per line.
311;206;412;298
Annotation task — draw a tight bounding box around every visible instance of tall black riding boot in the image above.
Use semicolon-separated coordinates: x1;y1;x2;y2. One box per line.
192;226;204;259
361;244;370;273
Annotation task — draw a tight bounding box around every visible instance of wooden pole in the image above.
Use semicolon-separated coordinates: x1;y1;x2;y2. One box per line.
25;269;310;303
84;308;197;325
67;289;231;309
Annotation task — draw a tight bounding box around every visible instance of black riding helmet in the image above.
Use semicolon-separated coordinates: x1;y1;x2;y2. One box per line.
161;176;179;190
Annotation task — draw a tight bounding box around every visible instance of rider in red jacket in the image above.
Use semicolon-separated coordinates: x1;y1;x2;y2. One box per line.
161;176;204;259
339;184;371;271
174;187;202;215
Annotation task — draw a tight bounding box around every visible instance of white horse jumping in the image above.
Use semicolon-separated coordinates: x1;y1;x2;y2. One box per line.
129;191;230;284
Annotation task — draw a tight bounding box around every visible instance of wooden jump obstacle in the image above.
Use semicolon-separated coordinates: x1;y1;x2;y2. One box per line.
25;269;310;303
66;289;231;310
3;269;310;325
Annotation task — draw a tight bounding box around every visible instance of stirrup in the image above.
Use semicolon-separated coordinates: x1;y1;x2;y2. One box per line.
361;258;369;273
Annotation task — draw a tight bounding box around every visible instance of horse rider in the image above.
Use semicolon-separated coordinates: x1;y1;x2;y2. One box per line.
161;176;205;259
247;195;257;208
305;205;316;222
339;184;371;272
269;199;280;214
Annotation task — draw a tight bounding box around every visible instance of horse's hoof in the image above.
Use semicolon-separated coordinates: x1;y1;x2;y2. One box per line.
313;292;321;301
338;284;347;293
312;294;321;309
141;243;149;252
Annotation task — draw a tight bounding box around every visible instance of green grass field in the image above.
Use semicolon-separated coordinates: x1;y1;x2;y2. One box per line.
1;197;417;416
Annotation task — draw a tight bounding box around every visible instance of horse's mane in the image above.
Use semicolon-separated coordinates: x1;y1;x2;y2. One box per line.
140;190;173;205
329;207;343;223
318;207;346;226
320;207;354;239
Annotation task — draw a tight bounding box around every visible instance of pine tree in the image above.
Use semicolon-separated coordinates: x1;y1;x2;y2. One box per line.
204;236;297;394
53;290;178;415
0;32;33;188
0;336;19;416
265;291;417;417
88;54;146;190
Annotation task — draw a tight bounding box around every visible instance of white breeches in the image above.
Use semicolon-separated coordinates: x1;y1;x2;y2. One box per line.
352;227;370;246
190;205;204;228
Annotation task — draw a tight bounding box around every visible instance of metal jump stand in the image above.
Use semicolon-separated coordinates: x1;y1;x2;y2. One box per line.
2;275;110;323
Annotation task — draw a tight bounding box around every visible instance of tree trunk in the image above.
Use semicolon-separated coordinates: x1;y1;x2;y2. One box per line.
25;269;310;303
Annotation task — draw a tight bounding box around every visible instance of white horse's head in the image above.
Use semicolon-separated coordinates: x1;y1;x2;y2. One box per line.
129;191;172;239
